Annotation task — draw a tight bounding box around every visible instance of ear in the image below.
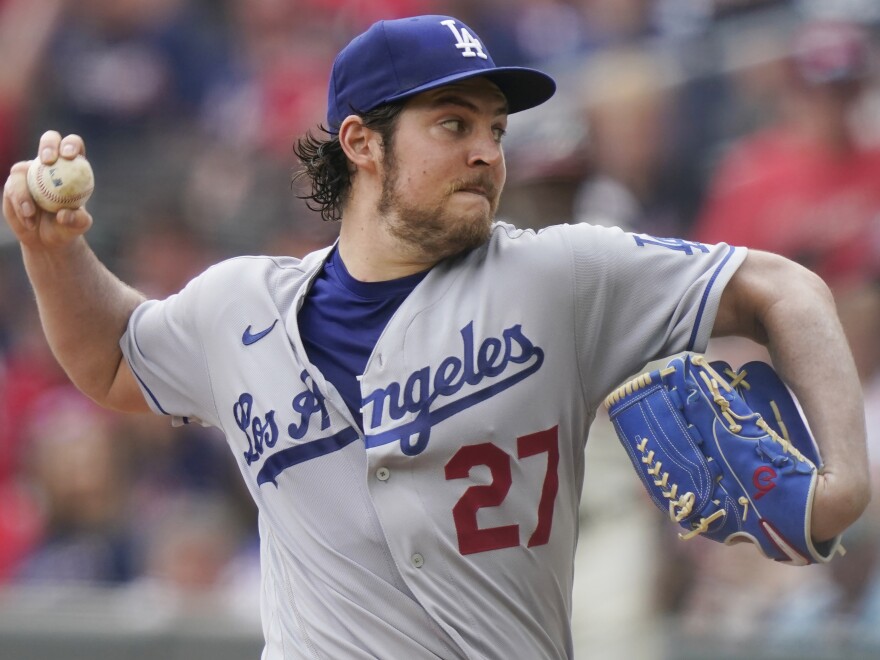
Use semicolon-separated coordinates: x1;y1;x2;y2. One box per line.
338;115;381;173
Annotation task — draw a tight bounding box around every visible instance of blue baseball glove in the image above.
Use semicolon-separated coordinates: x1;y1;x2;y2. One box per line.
603;353;843;565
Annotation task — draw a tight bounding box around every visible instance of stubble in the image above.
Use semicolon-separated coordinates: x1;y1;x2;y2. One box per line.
376;149;498;263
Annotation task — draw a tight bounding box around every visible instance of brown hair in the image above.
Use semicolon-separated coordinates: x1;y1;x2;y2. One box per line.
292;102;405;223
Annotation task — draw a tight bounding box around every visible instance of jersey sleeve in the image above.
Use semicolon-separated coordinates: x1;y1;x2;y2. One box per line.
120;269;218;427
562;222;747;406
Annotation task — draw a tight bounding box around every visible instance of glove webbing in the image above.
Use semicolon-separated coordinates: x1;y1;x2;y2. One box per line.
713;361;811;465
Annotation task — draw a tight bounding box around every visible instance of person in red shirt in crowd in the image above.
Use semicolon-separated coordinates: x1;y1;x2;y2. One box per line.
0;0;68;582
694;19;880;380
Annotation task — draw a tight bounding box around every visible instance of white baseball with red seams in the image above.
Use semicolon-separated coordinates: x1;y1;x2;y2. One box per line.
26;155;94;213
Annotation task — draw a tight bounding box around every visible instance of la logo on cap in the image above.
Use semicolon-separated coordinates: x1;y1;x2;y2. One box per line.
441;19;488;60
325;14;556;131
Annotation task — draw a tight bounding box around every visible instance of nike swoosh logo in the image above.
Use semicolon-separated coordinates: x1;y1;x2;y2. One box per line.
242;320;279;346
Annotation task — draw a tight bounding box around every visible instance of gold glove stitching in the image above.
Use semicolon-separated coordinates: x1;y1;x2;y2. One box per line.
635;436;693;522
738;495;750;521
679;509;725;540
603;367;676;408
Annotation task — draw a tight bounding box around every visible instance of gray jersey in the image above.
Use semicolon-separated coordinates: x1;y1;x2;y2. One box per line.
121;221;746;659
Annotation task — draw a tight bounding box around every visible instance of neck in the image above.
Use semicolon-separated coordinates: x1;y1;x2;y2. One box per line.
337;206;436;282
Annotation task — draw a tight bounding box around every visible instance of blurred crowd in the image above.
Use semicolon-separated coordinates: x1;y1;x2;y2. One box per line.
1;0;879;656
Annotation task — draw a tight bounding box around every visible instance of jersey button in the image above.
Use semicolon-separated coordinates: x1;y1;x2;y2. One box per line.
376;467;391;482
411;553;425;569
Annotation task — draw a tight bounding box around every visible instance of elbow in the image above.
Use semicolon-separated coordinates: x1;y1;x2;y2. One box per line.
812;468;873;542
852;471;873;521
840;477;872;539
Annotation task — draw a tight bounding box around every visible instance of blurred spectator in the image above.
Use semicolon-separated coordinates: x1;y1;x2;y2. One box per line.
575;0;655;53
0;305;68;581
113;209;217;297
0;476;41;584
259;221;341;259
119;411;239;500
572;45;698;235
14;387;138;584
203;0;443;158
43;0;225;138
496;61;590;229
30;0;231;255
514;0;590;63
201;0;334;160
0;0;65;173
0;306;67;472
449;0;656;67
191;0;358;251
179;140;317;254
694;19;880;381
309;0;443;29
140;494;246;594
710;21;793;148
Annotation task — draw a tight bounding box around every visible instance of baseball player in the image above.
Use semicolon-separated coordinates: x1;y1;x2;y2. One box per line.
2;14;870;660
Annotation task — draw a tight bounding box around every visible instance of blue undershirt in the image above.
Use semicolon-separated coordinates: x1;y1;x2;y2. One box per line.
297;247;428;427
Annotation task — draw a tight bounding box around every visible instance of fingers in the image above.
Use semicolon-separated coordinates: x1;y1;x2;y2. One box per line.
3;160;36;231
54;207;92;232
37;130;85;164
4;130;92;245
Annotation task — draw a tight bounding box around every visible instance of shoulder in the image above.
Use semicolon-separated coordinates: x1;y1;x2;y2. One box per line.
488;219;627;250
470;220;644;287
154;247;333;325
188;247;331;293
488;219;653;259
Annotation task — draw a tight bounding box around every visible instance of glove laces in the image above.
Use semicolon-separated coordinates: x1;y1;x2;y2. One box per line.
711;361;811;464
636;437;694;523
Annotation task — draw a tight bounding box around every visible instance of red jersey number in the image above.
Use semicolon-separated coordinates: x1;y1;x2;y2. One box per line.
444;426;559;555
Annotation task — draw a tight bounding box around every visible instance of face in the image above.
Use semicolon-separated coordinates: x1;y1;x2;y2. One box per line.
376;77;509;262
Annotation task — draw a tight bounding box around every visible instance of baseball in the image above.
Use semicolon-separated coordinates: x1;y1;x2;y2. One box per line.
26;155;95;213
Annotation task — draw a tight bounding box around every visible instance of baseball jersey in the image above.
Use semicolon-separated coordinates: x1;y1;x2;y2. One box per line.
121;221;746;659
297;246;428;424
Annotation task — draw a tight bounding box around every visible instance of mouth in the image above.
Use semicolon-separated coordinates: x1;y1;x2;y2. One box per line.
454;182;494;199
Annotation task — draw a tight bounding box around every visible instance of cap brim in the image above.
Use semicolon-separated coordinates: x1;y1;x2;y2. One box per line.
384;66;556;115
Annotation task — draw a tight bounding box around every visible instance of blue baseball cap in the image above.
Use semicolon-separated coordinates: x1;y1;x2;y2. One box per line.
327;15;556;132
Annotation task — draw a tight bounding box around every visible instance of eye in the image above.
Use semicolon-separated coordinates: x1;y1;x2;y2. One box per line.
441;118;465;133
492;126;507;142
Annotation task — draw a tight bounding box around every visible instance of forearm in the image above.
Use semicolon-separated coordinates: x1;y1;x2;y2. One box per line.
715;251;871;541
22;236;146;403
761;273;871;540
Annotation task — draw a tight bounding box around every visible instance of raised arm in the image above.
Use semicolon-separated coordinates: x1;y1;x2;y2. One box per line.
713;249;871;541
2;131;149;413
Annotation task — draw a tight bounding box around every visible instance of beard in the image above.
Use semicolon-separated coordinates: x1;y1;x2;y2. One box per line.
376;151;499;263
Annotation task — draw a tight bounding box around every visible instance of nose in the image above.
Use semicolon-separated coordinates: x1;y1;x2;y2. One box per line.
468;129;504;169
